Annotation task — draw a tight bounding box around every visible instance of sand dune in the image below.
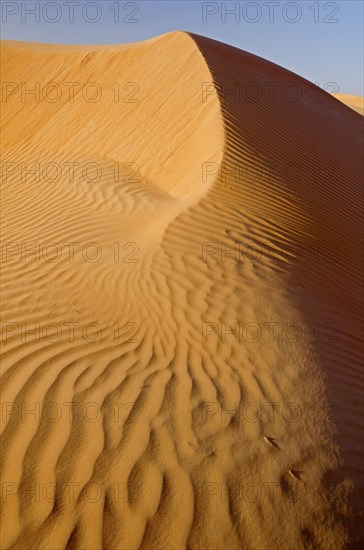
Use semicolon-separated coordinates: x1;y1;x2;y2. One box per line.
1;32;363;549
334;94;364;115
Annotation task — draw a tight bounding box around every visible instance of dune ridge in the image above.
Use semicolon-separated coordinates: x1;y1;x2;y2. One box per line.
1;32;363;549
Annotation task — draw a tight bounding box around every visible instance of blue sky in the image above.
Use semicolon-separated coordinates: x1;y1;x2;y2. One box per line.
1;0;363;95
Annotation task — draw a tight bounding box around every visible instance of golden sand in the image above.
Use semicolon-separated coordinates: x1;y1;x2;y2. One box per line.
1;33;363;549
334;94;364;115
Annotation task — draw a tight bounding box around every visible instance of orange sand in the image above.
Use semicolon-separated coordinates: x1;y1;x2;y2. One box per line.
1;33;363;549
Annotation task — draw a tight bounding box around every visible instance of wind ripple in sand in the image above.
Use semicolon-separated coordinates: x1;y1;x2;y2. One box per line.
1;32;363;549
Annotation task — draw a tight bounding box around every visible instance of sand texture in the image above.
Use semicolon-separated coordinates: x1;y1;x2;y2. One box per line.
1;32;363;549
335;94;364;116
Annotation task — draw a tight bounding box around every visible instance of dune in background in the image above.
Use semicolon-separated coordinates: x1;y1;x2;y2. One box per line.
334;94;364;116
1;32;363;549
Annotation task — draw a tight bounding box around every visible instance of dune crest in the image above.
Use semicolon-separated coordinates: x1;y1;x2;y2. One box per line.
1;32;363;549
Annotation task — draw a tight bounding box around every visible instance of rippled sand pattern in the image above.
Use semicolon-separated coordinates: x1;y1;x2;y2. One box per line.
1;32;363;549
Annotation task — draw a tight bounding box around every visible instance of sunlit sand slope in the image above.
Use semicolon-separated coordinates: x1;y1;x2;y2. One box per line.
1;32;363;549
334;94;364;115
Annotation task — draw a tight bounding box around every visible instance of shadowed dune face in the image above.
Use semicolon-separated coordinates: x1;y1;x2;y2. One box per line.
1;32;363;549
189;32;364;543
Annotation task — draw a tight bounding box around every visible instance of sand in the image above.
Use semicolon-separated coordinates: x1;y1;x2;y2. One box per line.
334;94;364;116
1;32;363;549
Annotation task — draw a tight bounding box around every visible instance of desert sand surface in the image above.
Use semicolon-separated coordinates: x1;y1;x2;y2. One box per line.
334;94;364;116
1;32;363;549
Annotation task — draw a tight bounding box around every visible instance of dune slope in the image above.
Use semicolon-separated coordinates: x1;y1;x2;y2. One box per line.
1;32;363;549
334;94;364;116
